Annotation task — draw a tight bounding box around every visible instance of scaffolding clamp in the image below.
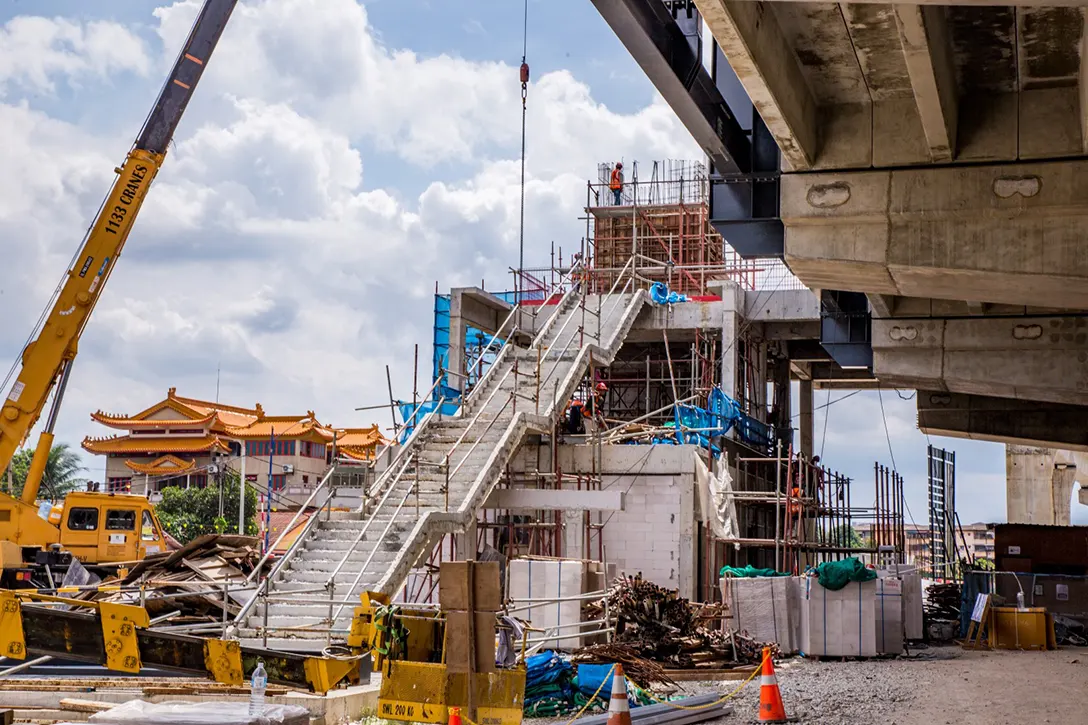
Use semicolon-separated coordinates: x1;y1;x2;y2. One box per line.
0;590;26;660
203;638;244;686
99;601;150;673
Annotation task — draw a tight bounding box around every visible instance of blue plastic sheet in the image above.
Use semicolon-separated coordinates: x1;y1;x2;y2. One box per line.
649;282;688;305
396;399;460;442
524;651;572;704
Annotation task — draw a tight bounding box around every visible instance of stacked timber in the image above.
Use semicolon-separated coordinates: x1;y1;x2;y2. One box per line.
71;535;262;626
580;574;775;671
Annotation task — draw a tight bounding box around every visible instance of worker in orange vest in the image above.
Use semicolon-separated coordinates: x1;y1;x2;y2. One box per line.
609;162;624;205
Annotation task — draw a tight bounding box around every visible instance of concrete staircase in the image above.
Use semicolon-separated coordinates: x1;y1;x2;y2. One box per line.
238;285;646;649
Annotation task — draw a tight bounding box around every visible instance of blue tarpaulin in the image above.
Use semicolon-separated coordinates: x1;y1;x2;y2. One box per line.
650;282;688;305
396;399;460;443
662;387;773;452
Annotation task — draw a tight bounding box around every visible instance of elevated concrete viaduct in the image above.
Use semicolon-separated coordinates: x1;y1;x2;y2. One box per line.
593;1;1088;522
690;1;1088;419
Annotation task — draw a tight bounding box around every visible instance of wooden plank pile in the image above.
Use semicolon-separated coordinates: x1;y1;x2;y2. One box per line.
581;574;774;671
75;535;263;625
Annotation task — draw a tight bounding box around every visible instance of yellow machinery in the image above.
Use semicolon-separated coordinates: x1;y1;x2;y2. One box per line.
0;581;526;713
352;592;527;725
0;1;238;577
0;492;170;584
1;588;365;692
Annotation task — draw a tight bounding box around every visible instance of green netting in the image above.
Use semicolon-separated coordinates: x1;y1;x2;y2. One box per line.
815;557;877;591
719;564;788;578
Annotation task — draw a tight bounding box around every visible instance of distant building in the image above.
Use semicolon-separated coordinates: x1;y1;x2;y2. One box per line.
82;388;384;497
855;521;995;574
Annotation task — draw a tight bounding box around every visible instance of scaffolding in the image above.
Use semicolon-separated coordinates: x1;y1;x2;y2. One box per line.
586;160;761;296
698;449;907;599
928;444;957;579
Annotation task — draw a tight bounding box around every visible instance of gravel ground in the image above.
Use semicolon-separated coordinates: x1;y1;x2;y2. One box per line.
527;645;1088;725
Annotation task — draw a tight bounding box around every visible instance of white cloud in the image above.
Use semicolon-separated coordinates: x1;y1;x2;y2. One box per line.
0;15;149;95
1;0;699;464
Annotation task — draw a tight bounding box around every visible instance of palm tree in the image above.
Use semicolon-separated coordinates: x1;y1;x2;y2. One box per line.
4;443;87;501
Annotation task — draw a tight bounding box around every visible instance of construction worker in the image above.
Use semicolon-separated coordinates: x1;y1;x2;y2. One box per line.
609;162;624;205
566;399;586;435
583;381;608;436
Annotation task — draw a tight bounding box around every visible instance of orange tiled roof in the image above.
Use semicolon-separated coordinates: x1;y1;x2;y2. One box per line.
91;410;217;430
224;411;335;442
83;434;231;455
171;388;262;428
95;388;262;430
124;454;198;475
334;425;386;461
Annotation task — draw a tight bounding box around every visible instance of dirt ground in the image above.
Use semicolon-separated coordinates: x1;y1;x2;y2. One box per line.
699;646;1088;724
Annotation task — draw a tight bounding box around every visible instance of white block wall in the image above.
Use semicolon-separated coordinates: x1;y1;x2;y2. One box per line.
599;473;695;597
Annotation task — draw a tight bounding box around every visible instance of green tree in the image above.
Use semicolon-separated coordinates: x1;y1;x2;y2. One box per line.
3;442;87;501
821;524;865;550
155;470;259;544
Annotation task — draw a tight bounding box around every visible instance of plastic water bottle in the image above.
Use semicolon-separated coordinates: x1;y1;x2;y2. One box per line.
249;661;267;716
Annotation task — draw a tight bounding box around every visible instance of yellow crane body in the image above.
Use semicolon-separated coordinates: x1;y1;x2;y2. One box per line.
0;0;238;578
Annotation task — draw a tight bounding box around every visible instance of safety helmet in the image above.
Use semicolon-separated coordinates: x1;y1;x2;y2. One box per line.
615;162;623;169
595;382;608;391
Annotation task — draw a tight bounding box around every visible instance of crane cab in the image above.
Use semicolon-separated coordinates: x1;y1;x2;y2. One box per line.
57;492;168;564
1;490;169;586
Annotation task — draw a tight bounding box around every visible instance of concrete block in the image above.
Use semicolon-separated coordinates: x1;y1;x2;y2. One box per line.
723;576;802;654
800;575;877;657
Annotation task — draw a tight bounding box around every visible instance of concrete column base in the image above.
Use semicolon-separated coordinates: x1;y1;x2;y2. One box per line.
1005;445;1075;526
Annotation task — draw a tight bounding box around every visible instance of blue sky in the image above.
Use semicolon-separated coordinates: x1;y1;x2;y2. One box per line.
0;0;1065;525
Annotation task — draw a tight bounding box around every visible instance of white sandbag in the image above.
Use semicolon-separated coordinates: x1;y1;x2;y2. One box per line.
89;701;310;725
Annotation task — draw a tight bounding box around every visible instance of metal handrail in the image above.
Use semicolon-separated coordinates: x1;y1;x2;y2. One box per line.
462;334;516;413
328;487;414;625
364;376;445;499
231;483;338;626
365;387;450;505
531;263;585;349
447;393;514;483
461;302;521;393
441;365;515;471
363;395;446;507
244;464;340;584
324;449;419;594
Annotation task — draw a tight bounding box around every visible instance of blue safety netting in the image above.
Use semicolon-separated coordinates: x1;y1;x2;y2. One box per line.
432;291;519;402
649;281;688;305
628;387;774;453
396;399;461;443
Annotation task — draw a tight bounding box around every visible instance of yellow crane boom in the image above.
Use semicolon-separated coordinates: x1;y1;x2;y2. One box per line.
0;0;239;503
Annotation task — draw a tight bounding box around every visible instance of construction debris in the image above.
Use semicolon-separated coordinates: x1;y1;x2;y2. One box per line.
581;574;775;672
923;581;962;642
64;534;262;627
571;644;674;688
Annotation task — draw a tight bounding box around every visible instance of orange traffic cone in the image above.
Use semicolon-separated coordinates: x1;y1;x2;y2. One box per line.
448;707;462;725
758;647;789;723
606;663;632;725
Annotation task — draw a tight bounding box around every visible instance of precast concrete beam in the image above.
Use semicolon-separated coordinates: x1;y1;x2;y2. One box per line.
918;391;1088;451
484;488;626;512
872;315;1088;405
893;5;958;162
694;0;819;170
781;160;1088;309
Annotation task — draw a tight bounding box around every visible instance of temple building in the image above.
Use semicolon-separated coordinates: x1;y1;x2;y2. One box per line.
82;388;384;497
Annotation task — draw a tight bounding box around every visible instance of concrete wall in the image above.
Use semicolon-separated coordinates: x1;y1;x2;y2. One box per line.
512;444;699;598
599;472;693;597
1006;445;1076;526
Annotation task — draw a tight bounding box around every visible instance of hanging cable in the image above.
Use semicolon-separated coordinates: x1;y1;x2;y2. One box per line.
517;0;530;299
